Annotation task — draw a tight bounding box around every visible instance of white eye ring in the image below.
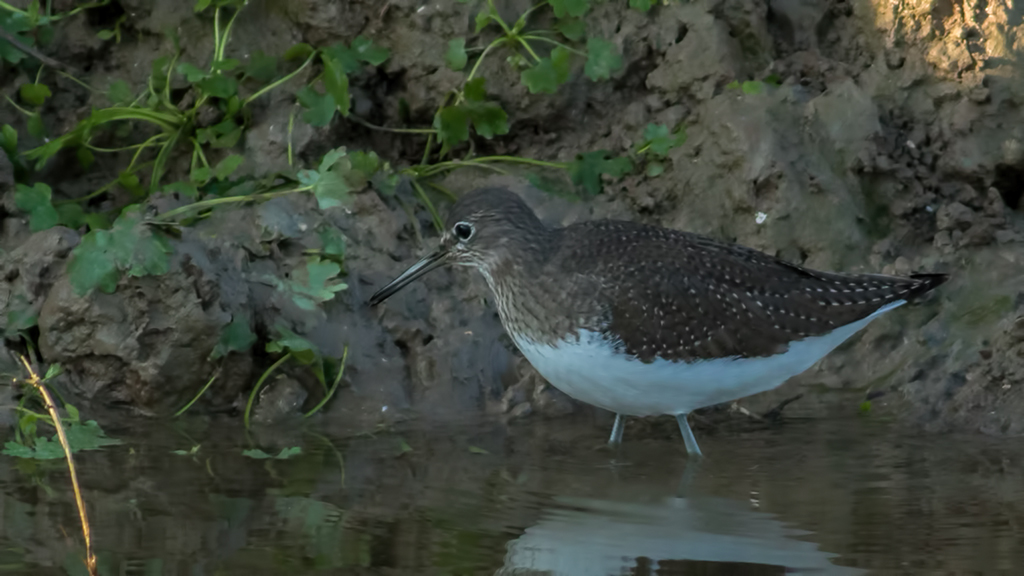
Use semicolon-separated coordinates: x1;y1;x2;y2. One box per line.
453;221;474;241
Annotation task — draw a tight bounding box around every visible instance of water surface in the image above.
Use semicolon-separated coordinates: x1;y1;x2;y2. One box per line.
1;414;1021;575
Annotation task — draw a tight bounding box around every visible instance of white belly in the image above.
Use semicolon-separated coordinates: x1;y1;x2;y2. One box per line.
511;301;905;416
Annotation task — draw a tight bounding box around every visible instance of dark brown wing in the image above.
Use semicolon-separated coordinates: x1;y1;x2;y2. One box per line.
552;220;946;362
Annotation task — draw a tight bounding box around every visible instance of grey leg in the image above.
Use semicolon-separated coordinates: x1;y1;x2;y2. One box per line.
676;413;703;458
607;413;625;445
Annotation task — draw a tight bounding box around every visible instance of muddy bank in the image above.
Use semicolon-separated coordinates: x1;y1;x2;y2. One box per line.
1;0;1023;436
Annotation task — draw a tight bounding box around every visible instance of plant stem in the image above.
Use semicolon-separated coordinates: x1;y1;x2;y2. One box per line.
304;345;348;418
218;5;244;62
17;357;97;576
424;181;459;202
174;367;221;417
4;96;33;116
242;50;317;106
349;114;434;135
417;155;568;177
516;37;543;63
520;35;587;56
287;109;296;167
486;0;513;36
244;353;292;430
410;179;444;232
465;37;504;84
57;70;99;93
157;185;312;221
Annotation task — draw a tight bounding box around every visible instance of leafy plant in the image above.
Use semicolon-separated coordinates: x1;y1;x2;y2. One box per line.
3;364;122;460
241;325;349;429
634;123;687;177
13;182;59;231
66;205;173;295
13;0;381;222
265;257;348;312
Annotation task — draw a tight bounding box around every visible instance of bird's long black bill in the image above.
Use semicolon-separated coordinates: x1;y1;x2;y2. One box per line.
368;249;449;306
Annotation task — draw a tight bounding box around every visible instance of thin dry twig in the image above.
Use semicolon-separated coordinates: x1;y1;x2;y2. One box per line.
17;356;97;576
0;27;75;72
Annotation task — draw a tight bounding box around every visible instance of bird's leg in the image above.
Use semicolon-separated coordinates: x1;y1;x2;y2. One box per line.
607;413;625;445
676;413;703;458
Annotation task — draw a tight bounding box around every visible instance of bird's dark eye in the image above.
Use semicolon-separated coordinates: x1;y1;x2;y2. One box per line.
453;222;474;241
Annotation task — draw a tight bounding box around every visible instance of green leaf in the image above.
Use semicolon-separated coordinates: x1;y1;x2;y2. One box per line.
96;29;116;40
194;0;212;12
283;42;315;61
474;6;496;33
725;80;740;90
468;445;490;455
176;62;208;82
318;147;347;172
211;316;257;359
629;0;655;11
520;46;572;94
466;101;508;138
640;123;686;157
19;83;51;106
297;169;319;186
27;113;44;139
63;420;123;452
266;324;320;364
350;36;389;66
463;77;487;102
118;171;144;196
245;50;278;82
197;75;238;99
6;301;38;338
348;150;380;180
568;150;633;196
3;420;120;459
0;124;17;155
325;36;389;74
14;183;59;232
191;166;213;184
345;150;378;190
67;205;173;295
270;258;347;311
549;0;589;18
645;161;665;177
741;80;764;95
397;439;413;454
318;226;347;258
312;171;351;210
77;146;95;169
584;38;622;81
554;17;586;41
461;78;509;139
434;105;470;147
2;441;38;459
13;182;50;215
321;55;351;117
213;58;241;71
296;86;336;127
56;203;86;229
445;38;468;71
213;154;245;180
